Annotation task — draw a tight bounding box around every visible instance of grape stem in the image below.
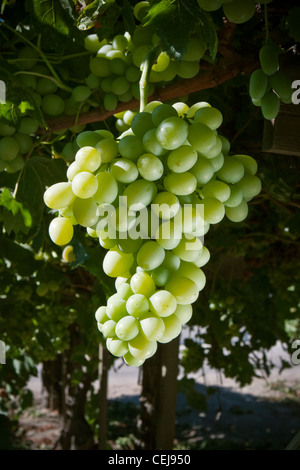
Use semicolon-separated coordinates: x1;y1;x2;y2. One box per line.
139;44;162;112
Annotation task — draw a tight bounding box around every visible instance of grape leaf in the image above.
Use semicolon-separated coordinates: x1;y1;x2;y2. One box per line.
76;0;116;30
14;156;67;226
25;0;84;53
0;188;32;235
144;0;196;60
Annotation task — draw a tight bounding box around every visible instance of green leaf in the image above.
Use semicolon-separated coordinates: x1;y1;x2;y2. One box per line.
15;156;67;226
0;234;39;276
0;188;32;235
144;0;196;60
25;0;84;53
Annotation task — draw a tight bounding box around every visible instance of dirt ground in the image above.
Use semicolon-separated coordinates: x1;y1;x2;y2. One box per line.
16;341;300;451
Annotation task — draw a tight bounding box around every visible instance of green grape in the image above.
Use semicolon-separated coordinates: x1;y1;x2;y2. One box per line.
18;117;39;135
84;34;106;52
201;197;225;224
202;179;231;202
223;184;243;208
137;240;165;271
202;136;223;159
197;0;222;12
126;293;150;318
0;122;16;137
122;110;137;126
223;0;256;24
111;158;139;183
131;112;155;139
158;314;182;343
194;106;223;130
95;137;119;163
177;260;206;291
73;197;99;227
5;154;24;173
123;179;157;211
163;171;197;196
101;319;117;338
209;152;224;172
130;271;156;297
0;136;19;161
137;153;164;181
17;46;39;69
190;157;214;185
66;161;82;181
259;43;279;76
71;171;98;199
156;117;189;150
225;199;248;222
35;77;58;95
72;85;92;102
76;131;102;148
162;250;181;272
128;335;157;361
177;61;200;79
193;245;210;268
118;134;144;160
270;71;293;101
100;77;113;93
180;205;205;237
14;132;33;154
116;282;134;300
44;182;75;210
187;122;217;154
115;315;139;341
172;101;189;117
152;104;178;126
167;145;198;173
236;174;261;199
86;73;100;90
41;94;65;117
112;34;128;52
173;303;193;325
142;128;166;157
151;191;180;220
90;57;112;77
139;312;165;342
233;154;258;175
172;233;203;262
133;1;150;21
184;37;207;61
107;297;127;322
219;135;231;155
75;146;101;172
132;44;151;67
110;58;128;76
103;247;134;278
126;65;141;83
165;275;199;305
149;290;177;317
48;217;74;246
62;245;76;263
106;337;129;357
118;235;143;254
111;76;130;95
151;266;171;286
152;51;170;72
103;93;118;111
158;60;178;82
123;351;145;367
155;220;182;250
249;68;269;100
261;91;280;120
216;155;245;184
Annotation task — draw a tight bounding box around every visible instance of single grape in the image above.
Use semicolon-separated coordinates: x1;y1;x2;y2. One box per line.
202;179;231;203
225;199;249;223
137;240;165;271
194;106;223;130
261;91;280;120
126;293;150;318
130;271;156;297
41;94;65;117
103;247;134;278
111;158;139;183
106;337;129;357
216;155;245;184
48;217;74;246
165;275;199;305
173;303;193;325
200;197;225;224
95;137;119;163
107;297;127;322
75;146;101;172
187;122;217;154
163;171;197;196
128;335;157;360
139;312;166;342
73;197;99;227
151;191;180;220
71;171;98;199
44;182;75;210
137;153;164;181
167;145;198;173
158;314;182;343
118;134;144;160
115;315;140;341
249;69;269;101
149;290;177;317
0;136;19;161
156;117;189;150
123;179;157;211
223;0;256;24
190;157;214;185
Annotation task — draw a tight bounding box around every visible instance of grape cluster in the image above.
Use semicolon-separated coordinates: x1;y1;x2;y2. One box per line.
249;40;293;120
43;99;261;366
85;17;207;112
